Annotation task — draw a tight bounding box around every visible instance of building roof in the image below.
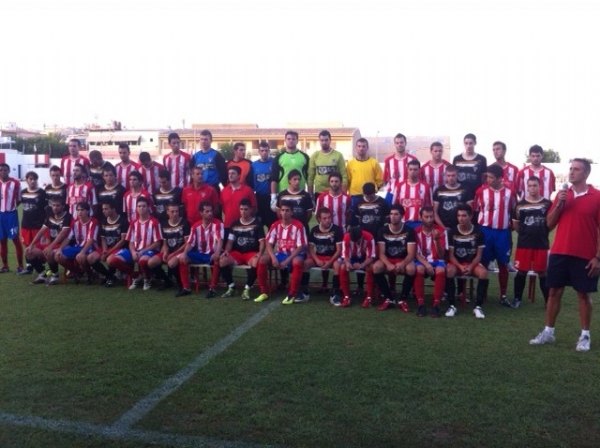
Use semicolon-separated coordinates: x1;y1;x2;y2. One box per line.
160;127;361;139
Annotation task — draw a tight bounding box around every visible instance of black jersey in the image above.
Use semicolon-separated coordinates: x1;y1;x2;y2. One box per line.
44;183;67;206
99;214;128;249
433;184;473;228
277;189;313;225
309;223;343;257
352;196;390;237
228;218;265;253
376;223;416;259
89;161;114;191
44;212;72;241
97;184;125;215
153;187;182;222
513;198;552;249
161;218;190;253
452;154;487;198
21;188;47;229
448;225;485;264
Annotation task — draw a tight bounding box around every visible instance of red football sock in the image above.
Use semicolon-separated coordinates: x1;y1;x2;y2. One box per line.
499;265;508;295
257;262;269;294
365;270;375;298
0;240;7;266
433;273;446;306
12;238;23;267
179;262;190;290
210;263;220;289
289;262;303;297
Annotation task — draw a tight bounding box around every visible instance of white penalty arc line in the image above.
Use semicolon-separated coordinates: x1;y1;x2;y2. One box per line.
0;411;280;448
111;300;280;433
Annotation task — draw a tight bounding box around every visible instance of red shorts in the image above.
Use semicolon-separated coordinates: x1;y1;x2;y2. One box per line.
514;248;548;272
230;250;258;266
21;228;39;247
387;257;405;265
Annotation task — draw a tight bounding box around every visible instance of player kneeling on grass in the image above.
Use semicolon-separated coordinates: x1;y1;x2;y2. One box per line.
255;202;307;305
372;204;417;312
338;226;376;308
175;202;224;298
414;206;447;317
56;202;99;283
147;202;189;291
445;204;488;319
219;199;265;300
107;197;163;291
88;201;128;287
303;207;343;305
25;198;72;285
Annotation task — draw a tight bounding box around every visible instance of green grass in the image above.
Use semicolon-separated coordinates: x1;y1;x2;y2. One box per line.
1;249;600;447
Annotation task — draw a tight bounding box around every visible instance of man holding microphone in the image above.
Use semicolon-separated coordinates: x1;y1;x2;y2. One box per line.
530;159;600;351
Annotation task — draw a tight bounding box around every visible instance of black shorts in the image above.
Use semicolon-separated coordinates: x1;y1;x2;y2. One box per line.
546;254;599;293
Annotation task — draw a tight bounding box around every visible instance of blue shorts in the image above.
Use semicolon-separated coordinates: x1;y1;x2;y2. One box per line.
114;249;157;264
275;251;305;270
187;250;213;265
404;220;422;230
415;260;446;269
481;227;511;266
0;211;19;240
61;245;95;259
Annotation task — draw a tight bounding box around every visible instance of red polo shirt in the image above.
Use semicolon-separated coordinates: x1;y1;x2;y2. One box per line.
220;183;257;228
182;183;219;225
551;185;600;260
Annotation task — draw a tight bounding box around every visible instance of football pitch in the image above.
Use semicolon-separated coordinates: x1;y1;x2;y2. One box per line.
1;261;600;447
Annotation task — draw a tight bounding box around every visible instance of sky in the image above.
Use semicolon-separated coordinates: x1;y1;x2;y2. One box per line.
2;0;600;163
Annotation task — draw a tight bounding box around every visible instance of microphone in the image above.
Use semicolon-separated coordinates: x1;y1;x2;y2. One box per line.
561;183;569;191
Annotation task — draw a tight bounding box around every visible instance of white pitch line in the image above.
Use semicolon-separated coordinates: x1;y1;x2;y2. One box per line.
0;411;281;448
111;300;280;432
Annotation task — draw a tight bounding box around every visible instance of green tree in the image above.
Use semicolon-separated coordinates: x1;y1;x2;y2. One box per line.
542;148;561;163
219;142;235;162
15;133;68;158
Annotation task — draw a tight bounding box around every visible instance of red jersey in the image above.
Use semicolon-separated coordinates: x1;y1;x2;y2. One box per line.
266;219;307;254
475;185;516;229
115;161;141;189
341;230;376;260
139;161;165;195
123;189;153;223
220;184;257;228
67;181;97;216
383;153;418;192
392;180;432;221
516;165;556;200
163;151;191;189
0;177;21;212
126;216;163;251
415;224;447;262
495;161;519;192
61;155;90;186
550;186;600;260
420;160;451;193
315;190;351;228
69;217;98;247
187;218;224;254
181;183;220;225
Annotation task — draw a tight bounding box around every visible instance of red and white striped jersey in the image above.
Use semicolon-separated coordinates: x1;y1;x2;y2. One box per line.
123;189;153;223
69;217;98;247
495;162;520;192
392;180;432;221
0;177;21;212
139;161;165;195
67;182;97;216
187;218;224;254
383;153;418;192
126;217;163;251
415;224;448;262
475;185;516;229
516;165;556;200
266;219;307;254
115;161;141;189
60;155;90;186
163;152;191;189
341;230;376;259
315;190;351;228
420;160;451;193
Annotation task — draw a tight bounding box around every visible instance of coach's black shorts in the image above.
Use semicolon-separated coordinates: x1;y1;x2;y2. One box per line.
546;254;599;293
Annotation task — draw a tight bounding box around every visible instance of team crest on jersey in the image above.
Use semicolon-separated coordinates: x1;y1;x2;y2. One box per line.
457;173;466;181
524;216;536;226
455;248;467;258
256;173;270;182
443;201;456;211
